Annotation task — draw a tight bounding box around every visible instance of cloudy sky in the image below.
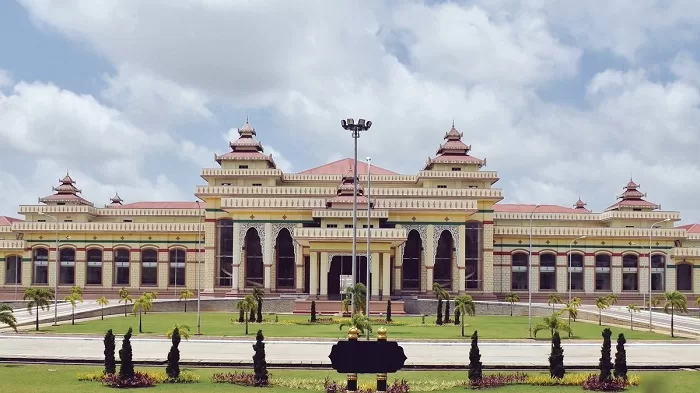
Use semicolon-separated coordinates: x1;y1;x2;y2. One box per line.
1;0;700;222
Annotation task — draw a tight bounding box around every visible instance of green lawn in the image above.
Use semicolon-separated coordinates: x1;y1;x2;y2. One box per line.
0;364;696;393
36;313;671;340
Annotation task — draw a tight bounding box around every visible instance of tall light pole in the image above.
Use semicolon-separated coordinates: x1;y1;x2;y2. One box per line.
649;218;671;331
365;157;372;336
341;118;372;314
38;212;60;326
528;204;539;339
569;235;587;304
195;200;203;335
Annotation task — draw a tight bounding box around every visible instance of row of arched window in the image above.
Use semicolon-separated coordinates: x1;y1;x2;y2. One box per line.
509;252;693;292
18;247;188;286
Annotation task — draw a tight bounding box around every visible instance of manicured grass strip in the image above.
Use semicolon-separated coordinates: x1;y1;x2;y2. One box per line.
40;313;670;340
0;364;697;393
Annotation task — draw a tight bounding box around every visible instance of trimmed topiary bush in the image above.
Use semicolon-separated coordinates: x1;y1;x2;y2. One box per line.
613;333;627;380
549;331;565;379
454;309;461;326
118;327;135;380
238;308;245;323
252;330;269;387
436;299;443;325
386;300;392;322
443;300;450;324
166;327;181;379
104;329;116;375
468;330;482;384
311;301;317;322
598;328;613;383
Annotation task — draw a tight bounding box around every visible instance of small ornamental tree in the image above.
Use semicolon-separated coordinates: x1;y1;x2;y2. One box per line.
454;309;461;326
598;328;613;383
118;328;135;379
253;330;269;386
549;331;565;379
443;300;450;324
104;329;116;375
166;327;181;379
614;333;627;380
468;330;483;383
238;308;245;323
249;308;256;323
310;301;317;322
436;299;443;325
386;300;392;322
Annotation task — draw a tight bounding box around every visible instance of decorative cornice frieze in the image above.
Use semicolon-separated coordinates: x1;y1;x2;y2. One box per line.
494;226;687;238
373;199;477;211
12;221;203;233
312;210;389;219
221;197;326;209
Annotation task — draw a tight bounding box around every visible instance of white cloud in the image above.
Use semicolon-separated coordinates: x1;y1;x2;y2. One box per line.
10;0;700;224
0;69;12;89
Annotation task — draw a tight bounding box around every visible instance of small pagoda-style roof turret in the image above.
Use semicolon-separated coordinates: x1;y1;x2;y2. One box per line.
326;166;372;209
605;178;660;212
38;172;94;206
573;196;589;212
214;118;277;168
423;122;485;170
106;192;124;207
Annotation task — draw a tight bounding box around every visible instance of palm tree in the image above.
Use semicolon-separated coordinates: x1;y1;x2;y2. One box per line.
118;288;133;317
235;295;257;335
505;292;519;317
0;304;17;332
533;312;573;338
564;297;581;337
338;312;372;336
70;285;83;296
547;293;562;312
345;283;367;315
24;287;55;331
252;286;265;322
64;292;83;325
133;295;153;333
96;296;109;320
143;291;158;314
606;294;619;307
695;296;700;318
663;291;688;338
433;282;449;325
595;296;609;326
627;304;640;331
454;295;476;337
167;324;191;340
179;289;195;313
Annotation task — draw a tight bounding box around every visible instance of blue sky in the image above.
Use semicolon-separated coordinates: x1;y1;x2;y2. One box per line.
1;0;700;223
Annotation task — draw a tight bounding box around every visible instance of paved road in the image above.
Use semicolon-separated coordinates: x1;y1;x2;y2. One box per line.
579;304;700;335
1;335;699;367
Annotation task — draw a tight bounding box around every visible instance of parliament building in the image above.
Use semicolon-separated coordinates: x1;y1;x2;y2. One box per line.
1;120;699;303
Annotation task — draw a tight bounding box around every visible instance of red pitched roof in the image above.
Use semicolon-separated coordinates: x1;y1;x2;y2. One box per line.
113;202;201;209
494;204;589;214
0;216;22;226
677;224;700;233
299;158;398;175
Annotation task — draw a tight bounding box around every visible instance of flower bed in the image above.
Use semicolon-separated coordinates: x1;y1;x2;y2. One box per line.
77;370;200;386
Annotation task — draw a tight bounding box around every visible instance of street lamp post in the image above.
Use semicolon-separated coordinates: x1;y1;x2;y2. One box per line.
341;118;372;315
365;157;372;337
528;204;539;339
569;235;587;304
649;218;671;331
38;212;60;326
196;200;203;335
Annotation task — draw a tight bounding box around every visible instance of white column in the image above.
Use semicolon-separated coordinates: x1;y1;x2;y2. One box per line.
309;252;318;297
371;252;380;297
382;252;390;298
263;223;273;290
457;225;466;292
425;225;435;292
320;252;328;297
295;244;304;292
231;222;241;292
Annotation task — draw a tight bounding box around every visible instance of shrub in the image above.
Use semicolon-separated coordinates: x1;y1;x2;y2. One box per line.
77;371;106;381
166;327;181;379
599;328;613;383
527;373;590;386
386;300;392;322
436;299;443;325
253;330;269;386
238;308;245;323
468;373;527;389
103;371;155;388
311;301;317;322
78;371;199;384
582;374;627;391
549;331;565;379
212;371;257;385
614;333;627;380
118;327;135;379
249;308;255;323
454;309;461;326
443;300;450;324
468;330;483;383
323;378;410;393
103;329;116;375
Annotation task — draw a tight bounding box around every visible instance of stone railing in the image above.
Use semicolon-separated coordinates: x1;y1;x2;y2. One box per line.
416;170;500;180
494;226;687;238
201;168;283;177
670;247;700;258
293;227;407;241
221;197;326;209
371;187;503;198
196;185;336;196
19;205;203;217
11;222;203;233
599;210;681;221
0;240;25;250
687;233;700;240
18;205;98;215
373;199;478;210
312;210;390;218
495;210;681;222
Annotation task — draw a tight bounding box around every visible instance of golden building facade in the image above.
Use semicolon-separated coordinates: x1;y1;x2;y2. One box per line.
1;120;699;301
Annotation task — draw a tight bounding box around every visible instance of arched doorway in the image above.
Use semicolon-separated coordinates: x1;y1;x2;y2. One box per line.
677;263;692;291
244;228;264;287
402;230;422;291
327;255;367;300
276;229;295;289
434;230;453;290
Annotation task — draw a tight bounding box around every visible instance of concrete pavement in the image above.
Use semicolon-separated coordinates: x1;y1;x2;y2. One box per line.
1;335;699;368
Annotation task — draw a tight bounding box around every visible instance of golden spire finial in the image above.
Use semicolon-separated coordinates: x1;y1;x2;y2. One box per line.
377;326;387;340
348;326;359;340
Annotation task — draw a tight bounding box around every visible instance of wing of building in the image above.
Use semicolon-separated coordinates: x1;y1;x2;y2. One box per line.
1;119;699;305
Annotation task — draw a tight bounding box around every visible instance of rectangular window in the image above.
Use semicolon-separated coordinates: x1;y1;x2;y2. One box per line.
59;263;75;285
5;256;22;284
37;219;46;222
468;185;478;188
141;252;158;286
437;185;447;189
86;252;102;286
221;182;232;186
64;219;73;222
114;250;130;286
362;224;374;228
122;219;133;222
33;250;49;285
465;223;482;290
238;165;248;169
451;167;461;171
252;183;262;186
344;224;353;228
326;224;338;228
